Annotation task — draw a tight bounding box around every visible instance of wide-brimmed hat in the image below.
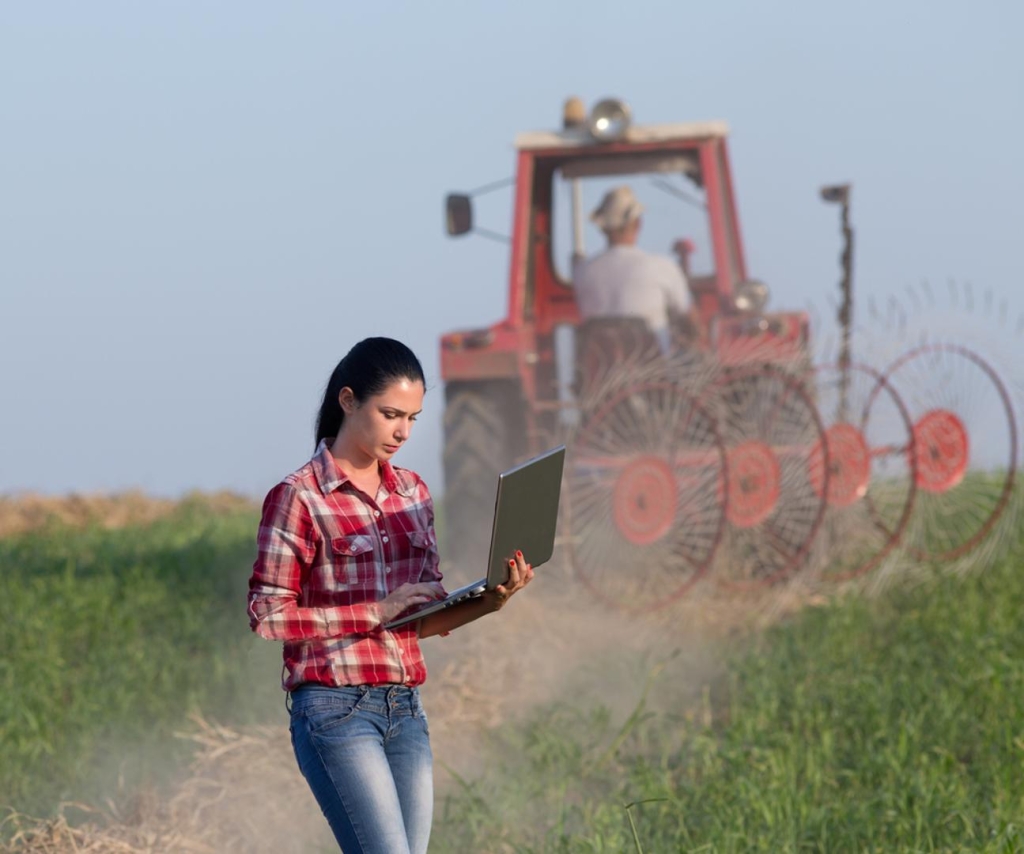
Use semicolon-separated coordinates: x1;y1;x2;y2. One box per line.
590;185;644;232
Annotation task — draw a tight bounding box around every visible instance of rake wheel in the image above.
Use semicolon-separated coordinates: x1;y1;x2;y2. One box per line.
808;363;917;583
873;343;1018;564
565;380;727;613
707;365;828;589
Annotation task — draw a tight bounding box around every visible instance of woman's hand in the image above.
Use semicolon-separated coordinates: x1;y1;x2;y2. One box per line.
482;550;533;613
378;582;446;623
416;552;533;638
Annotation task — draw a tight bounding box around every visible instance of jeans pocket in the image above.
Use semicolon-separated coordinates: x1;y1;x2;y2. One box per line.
299;691;366;736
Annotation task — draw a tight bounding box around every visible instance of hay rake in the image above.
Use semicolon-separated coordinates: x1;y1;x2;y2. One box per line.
561;199;1021;612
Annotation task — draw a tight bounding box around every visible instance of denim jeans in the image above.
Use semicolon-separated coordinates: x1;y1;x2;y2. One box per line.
289;684;433;854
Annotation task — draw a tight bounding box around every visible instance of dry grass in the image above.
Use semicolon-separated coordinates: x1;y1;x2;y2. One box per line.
0;491;256;538
1;715;327;854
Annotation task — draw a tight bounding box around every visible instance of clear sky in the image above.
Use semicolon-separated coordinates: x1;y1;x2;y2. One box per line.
2;1;1021;499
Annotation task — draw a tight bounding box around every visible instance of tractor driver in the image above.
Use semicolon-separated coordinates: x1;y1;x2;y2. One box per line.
572;185;692;355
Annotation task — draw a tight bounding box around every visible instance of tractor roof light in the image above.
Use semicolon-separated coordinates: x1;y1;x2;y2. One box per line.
587;98;632;142
734;279;770;314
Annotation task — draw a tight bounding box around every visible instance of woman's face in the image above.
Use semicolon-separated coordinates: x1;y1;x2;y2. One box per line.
339;377;425;463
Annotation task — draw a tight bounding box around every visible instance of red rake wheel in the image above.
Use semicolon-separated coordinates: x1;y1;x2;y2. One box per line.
612;456;678;545
565;381;727;614
914;409;968;493
875;343;1018;565
809;424;871;508
725;440;781;528
707;365;828;589
809;363;917;583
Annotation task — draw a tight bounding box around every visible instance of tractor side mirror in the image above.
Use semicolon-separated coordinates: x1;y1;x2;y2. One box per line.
445;194;473;237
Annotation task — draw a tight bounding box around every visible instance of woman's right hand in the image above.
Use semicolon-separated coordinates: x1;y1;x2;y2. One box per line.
378;582;446;623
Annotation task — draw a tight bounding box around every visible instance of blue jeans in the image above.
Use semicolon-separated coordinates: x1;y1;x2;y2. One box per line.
289;684;433;854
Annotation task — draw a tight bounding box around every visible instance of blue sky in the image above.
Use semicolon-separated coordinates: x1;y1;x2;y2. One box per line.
2;1;1021;498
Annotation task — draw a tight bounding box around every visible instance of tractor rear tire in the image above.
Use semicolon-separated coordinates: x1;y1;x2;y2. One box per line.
442;383;523;583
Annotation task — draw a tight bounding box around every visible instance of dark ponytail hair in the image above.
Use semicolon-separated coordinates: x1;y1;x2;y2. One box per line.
315;337;426;448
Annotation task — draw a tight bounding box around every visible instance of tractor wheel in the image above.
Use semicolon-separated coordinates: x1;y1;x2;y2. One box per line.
707;364;828;589
565;379;727;614
807;363;917;583
873;343;1018;566
442;382;524;582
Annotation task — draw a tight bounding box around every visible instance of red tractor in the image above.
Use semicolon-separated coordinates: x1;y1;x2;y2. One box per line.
440;97;1020;611
440;97;831;605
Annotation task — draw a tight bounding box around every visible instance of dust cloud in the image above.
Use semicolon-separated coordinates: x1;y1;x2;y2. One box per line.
420;546;779;787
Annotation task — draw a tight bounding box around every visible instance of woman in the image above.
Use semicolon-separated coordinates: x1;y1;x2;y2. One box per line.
247;337;532;854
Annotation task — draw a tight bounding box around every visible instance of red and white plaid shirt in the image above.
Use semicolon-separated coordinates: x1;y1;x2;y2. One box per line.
247;440;446;691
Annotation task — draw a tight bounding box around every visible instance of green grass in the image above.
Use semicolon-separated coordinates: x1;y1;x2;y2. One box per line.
0;492;442;822
0;499;281;815
4;495;1024;852
433;531;1024;853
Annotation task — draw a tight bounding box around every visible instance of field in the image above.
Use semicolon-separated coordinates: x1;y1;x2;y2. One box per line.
433;535;1024;852
1;492;1023;852
0;497;279;815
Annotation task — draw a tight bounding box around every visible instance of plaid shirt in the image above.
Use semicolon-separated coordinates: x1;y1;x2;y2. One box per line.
247;440;446;691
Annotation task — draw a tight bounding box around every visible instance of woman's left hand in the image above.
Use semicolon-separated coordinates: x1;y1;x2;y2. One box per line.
483;550;533;613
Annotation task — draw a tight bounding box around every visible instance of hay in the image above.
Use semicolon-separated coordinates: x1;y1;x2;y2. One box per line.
1;715;327;853
0;491;256;538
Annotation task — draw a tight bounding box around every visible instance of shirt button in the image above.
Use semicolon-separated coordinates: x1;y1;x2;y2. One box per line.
373;510;380;518
382;535;389;543
385;566;392;574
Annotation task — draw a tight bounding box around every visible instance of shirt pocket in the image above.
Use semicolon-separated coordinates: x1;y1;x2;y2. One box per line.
405;529;440;582
328;534;377;588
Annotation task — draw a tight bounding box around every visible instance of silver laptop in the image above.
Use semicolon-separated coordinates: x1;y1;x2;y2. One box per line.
384;445;565;631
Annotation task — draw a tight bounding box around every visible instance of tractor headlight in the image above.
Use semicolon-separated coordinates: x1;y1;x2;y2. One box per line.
587;98;632;142
734;279;769;314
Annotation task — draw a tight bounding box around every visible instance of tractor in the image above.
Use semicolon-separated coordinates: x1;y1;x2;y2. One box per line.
439;97;1020;611
439;97;827;604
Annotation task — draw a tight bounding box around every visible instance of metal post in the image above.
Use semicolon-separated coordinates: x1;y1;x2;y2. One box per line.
821;184;854;422
571;178;585;264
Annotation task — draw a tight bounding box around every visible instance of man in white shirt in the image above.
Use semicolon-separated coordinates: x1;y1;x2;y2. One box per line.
573;185;691;354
